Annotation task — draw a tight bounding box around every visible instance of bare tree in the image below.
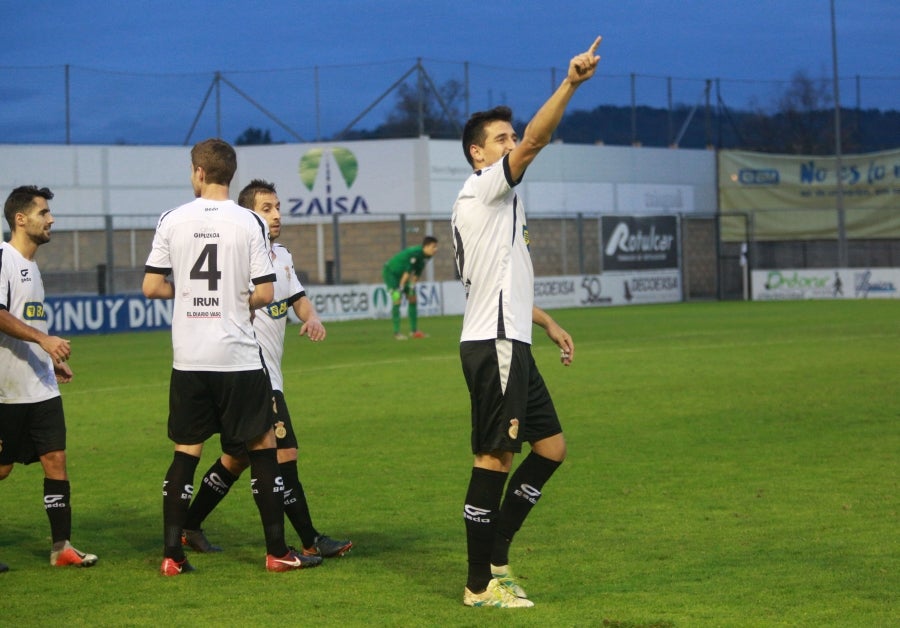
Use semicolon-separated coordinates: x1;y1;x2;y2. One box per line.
377;79;465;139
742;70;857;154
235;127;273;146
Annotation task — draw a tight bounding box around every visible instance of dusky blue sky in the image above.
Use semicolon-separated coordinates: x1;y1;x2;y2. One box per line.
1;0;896;144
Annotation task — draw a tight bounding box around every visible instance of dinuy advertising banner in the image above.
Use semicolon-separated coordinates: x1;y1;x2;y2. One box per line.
751;268;900;300
601;215;679;271
45;274;682;335
45;284;444;334
46;295;173;335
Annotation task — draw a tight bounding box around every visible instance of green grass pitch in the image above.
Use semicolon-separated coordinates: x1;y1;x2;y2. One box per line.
2;300;898;627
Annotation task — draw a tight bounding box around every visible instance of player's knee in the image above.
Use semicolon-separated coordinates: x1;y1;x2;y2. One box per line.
39;449;68;477
0;465;13;481
276;448;298;465
221;453;249;476
533;434;567;463
391;289;402;304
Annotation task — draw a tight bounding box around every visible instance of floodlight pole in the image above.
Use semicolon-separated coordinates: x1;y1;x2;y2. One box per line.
830;0;848;268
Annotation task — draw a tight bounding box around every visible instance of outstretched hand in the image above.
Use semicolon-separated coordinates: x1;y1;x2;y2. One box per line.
568;36;602;86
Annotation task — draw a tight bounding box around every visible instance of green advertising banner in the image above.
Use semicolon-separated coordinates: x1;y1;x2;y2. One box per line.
718;149;900;241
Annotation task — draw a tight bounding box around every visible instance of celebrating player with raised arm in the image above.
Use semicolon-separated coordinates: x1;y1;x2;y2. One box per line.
452;37;600;608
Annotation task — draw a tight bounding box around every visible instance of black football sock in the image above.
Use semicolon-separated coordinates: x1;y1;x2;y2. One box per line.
183;458;238;530
162;451;200;561
491;452;561;567
280;460;318;548
44;478;71;547
464;467;508;593
248;448;288;557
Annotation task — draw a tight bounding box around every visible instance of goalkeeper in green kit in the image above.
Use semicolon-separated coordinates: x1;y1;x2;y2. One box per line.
382;236;438;339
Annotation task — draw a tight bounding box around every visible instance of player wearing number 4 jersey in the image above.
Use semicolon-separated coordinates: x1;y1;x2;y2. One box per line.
182;179;351;561
143;138;312;575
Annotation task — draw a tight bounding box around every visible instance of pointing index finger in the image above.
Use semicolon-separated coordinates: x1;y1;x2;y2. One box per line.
588;36;602;56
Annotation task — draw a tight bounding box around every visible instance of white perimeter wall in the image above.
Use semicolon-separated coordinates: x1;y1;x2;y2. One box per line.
0;139;716;236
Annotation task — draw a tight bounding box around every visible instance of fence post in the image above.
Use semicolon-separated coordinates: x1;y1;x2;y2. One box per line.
96;264;107;295
576;212;585;274
104;214;115;295
332;213;341;284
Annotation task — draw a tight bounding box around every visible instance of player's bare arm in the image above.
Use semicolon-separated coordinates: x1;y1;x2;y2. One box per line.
248;281;274;309
142;273;174;299
0;309;71;362
533;306;575;367
508;36;602;181
294;295;326;341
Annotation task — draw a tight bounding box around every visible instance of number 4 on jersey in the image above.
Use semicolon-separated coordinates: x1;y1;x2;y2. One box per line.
190;243;222;291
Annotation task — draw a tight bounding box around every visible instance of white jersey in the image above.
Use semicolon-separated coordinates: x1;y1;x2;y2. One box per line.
145;197;275;371
0;242;59;403
451;154;534;344
253;243;304;392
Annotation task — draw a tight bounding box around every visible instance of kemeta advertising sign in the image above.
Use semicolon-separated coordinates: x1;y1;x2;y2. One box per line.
306;282;442;322
601;215;679;271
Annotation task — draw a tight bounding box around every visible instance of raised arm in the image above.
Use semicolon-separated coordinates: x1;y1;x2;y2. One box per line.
508;36;602;181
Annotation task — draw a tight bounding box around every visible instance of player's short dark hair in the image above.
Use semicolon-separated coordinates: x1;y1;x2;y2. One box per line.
191;138;237;186
461;106;514;168
4;185;54;232
237;179;277;210
423;236;438;247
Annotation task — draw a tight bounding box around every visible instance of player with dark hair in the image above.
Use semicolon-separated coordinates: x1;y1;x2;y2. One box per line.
0;185;98;569
143;138;319;575
182;179;352;560
382;236;438;339
451;37;601;608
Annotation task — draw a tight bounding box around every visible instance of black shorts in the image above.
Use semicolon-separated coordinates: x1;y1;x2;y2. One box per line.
271;390;298;450
0;396;67;465
216;389;297;458
460;339;561;454
168;369;273;453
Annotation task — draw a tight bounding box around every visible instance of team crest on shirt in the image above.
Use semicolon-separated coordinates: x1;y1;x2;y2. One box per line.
283;265;291;282
522;225;530;249
508;418;520;440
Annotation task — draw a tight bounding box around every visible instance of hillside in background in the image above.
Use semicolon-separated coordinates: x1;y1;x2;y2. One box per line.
342;105;900;155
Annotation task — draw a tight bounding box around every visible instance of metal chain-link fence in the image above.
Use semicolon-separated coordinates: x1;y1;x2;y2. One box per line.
2;61;896;147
